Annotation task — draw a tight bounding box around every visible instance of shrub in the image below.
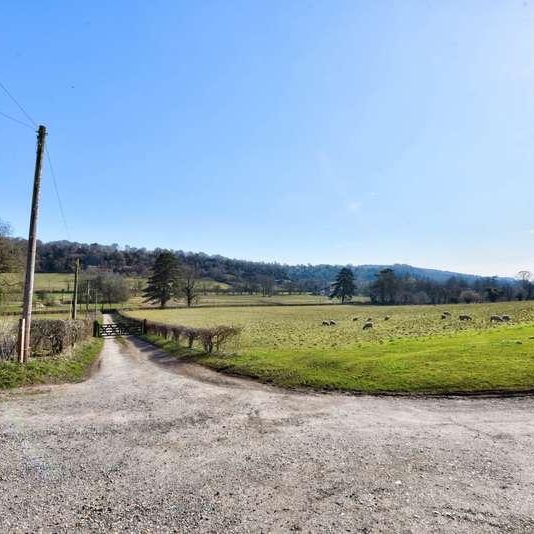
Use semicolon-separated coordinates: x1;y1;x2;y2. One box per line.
44;296;60;307
183;327;199;348
171;325;184;341
130;316;241;354
213;326;241;353
459;289;482;304
0;319;17;361
189;326;241;353
0;318;93;361
30;318;92;356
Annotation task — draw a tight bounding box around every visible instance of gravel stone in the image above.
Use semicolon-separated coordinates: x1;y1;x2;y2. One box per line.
1;330;533;533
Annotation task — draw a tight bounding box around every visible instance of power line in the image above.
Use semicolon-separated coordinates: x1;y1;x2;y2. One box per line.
0;79;71;239
0;80;38;127
0;110;34;130
44;146;71;239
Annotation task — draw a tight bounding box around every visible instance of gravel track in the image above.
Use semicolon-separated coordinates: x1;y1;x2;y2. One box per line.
1;326;533;533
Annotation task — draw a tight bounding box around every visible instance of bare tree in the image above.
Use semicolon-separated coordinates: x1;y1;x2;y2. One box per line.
517;270;532;300
258;275;275;297
182;266;199;308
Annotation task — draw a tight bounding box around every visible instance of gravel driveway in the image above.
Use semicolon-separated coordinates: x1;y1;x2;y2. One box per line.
1;331;533;533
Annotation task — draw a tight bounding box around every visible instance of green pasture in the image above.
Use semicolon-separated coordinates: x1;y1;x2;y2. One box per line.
127;301;534;394
186;293;335;307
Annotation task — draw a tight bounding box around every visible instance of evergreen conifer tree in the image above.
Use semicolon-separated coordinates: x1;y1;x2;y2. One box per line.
143;251;182;308
330;267;356;303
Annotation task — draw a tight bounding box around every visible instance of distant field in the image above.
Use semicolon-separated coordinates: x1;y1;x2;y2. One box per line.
0;312;80;323
126;293;345;309
30;274;228;293
185;293;336;307
34;273;75;291
2;272;147;292
126;301;534;394
1;273;145;314
4;274;324;312
2;272;84;293
3;272;354;313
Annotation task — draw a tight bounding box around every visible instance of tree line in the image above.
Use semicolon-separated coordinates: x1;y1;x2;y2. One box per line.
328;267;528;305
2;221;533;306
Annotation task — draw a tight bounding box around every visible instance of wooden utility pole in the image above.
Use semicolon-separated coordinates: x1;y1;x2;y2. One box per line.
71;258;79;320
20;125;46;363
17;318;25;363
85;280;90;316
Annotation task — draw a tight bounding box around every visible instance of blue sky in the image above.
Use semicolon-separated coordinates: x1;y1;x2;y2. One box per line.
1;1;534;276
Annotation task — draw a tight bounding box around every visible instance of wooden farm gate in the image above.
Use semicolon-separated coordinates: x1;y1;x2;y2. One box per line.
95;321;145;337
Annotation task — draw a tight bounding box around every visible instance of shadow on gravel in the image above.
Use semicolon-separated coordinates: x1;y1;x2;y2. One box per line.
125;335;270;391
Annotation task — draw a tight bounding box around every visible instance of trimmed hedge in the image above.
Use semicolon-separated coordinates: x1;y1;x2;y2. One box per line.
124;315;241;354
0;318;93;361
30;318;93;356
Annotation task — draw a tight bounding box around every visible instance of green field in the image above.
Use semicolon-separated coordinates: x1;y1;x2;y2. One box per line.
31;273;228;294
179;293;336;307
124;292;335;309
2;272;89;293
33;273;76;291
125;301;534;394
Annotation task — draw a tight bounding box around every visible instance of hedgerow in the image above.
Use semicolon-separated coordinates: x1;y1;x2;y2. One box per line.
0;318;93;360
125;316;240;354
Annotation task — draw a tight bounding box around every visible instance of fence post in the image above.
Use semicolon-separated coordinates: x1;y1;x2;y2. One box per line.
93;320;99;338
17;318;26;363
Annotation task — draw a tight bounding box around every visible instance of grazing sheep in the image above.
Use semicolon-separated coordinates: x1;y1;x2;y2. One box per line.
441;313;449;320
366;317;373;322
321;320;330;326
502;315;511;322
459;314;472;321
443;311;451;316
490;315;504;322
352;317;359;321
329;320;337;326
363;321;373;330
384;316;391;321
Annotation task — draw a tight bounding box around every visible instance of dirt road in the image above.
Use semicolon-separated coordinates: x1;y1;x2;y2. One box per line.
1;332;533;533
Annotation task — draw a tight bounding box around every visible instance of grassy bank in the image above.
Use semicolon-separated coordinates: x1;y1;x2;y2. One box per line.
0;337;104;390
130;302;534;394
200;326;534;393
144;326;534;394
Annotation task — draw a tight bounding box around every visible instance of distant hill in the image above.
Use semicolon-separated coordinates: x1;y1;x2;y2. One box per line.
355;264;497;283
7;238;511;287
285;262;509;285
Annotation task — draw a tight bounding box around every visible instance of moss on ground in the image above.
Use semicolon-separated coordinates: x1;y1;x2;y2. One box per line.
0;337;104;390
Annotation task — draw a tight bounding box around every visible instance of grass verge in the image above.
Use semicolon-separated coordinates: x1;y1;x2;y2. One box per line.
142;334;198;359
0;337;104;390
143;326;534;395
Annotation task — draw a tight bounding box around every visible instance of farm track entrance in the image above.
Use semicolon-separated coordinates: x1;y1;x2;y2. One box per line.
96;321;144;337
